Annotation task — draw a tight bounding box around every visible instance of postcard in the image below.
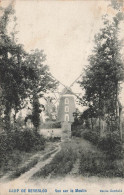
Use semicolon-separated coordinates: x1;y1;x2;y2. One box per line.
0;0;124;195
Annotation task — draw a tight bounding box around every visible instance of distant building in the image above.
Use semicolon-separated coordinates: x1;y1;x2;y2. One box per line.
57;87;76;139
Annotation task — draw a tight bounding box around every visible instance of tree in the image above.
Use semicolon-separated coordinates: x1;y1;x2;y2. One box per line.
0;6;30;130
79;14;124;137
32;93;41;132
25;50;58;131
0;6;58;131
73;108;81;126
80;105;98;131
45;96;57;121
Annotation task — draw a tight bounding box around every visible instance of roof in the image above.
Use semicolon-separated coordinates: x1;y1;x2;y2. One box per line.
61;87;73;95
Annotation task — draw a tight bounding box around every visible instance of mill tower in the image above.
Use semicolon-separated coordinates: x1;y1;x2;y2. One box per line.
57;87;76;139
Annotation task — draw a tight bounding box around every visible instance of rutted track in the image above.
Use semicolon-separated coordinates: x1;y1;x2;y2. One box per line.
19;143;61;182
1;142;61;183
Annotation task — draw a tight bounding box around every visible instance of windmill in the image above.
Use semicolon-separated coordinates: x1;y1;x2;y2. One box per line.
50;73;85;140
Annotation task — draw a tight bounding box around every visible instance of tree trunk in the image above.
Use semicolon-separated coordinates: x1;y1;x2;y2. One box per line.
13;109;17;130
98;90;101;137
99;116;101;137
115;81;118;118
91;117;93;131
4;104;11;131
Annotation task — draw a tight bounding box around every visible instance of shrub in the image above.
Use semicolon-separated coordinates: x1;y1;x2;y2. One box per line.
42;122;61;129
98;133;123;159
71;125;83;137
0;130;45;165
48;137;61;142
0;130;45;177
82;130;99;144
79;151;124;178
81;129;123;160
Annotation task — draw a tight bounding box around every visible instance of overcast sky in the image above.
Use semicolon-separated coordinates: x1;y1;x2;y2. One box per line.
12;1;109;85
1;0;124;104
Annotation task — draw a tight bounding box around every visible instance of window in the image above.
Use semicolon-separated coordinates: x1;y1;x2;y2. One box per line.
65;106;69;112
65;114;69;122
65;98;69;104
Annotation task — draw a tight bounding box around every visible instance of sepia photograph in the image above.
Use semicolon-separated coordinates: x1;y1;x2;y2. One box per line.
0;0;124;194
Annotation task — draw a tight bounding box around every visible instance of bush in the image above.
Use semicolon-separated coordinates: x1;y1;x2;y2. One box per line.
42;122;61;129
48;137;61;142
0;130;45;165
81;129;123;160
50;122;61;128
98;133;123;159
79;151;124;178
0;130;45;177
82;130;99;144
71;125;83;137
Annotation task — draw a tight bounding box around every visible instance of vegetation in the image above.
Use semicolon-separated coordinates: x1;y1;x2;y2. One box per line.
0;5;57;132
32;141;78;179
0;2;124;181
79;150;124;178
30;138;124;179
71;125;83;137
32;93;41;132
41;121;61;129
79;13;124;132
9;157;39;180
78;10;124;159
0;130;45;177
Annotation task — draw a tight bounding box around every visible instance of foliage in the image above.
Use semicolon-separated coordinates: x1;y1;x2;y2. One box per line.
72;108;81;125
82;130;99;145
79;14;124;136
0;130;45;156
79;150;124;178
98;133;123;159
0;130;45;177
45;97;57;121
48;137;61;142
71;125;83;137
32;93;41;132
42;121;61;129
0;6;31;129
81;127;123;160
0;5;58;131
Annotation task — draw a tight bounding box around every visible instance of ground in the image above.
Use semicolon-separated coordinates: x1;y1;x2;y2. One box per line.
1;137;94;182
0;136;124;195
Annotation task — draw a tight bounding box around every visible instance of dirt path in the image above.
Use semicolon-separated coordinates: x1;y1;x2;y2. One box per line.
73;137;100;152
19;142;61;182
66;137;102;177
1;141;61;183
1;138;124;195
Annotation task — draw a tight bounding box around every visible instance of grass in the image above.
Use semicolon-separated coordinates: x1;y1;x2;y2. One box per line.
9;157;39;179
0;150;34;178
1;127;123;180
79;150;124;178
0;130;45;178
78;129;124;178
81;130;99;145
9;146;60;179
32;137;124;179
32;140;78;179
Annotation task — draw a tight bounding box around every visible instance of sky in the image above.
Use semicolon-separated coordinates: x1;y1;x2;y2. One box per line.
6;1;109;85
1;0;124;105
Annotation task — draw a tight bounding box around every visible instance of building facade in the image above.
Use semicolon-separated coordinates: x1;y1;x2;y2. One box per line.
57;88;76;139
